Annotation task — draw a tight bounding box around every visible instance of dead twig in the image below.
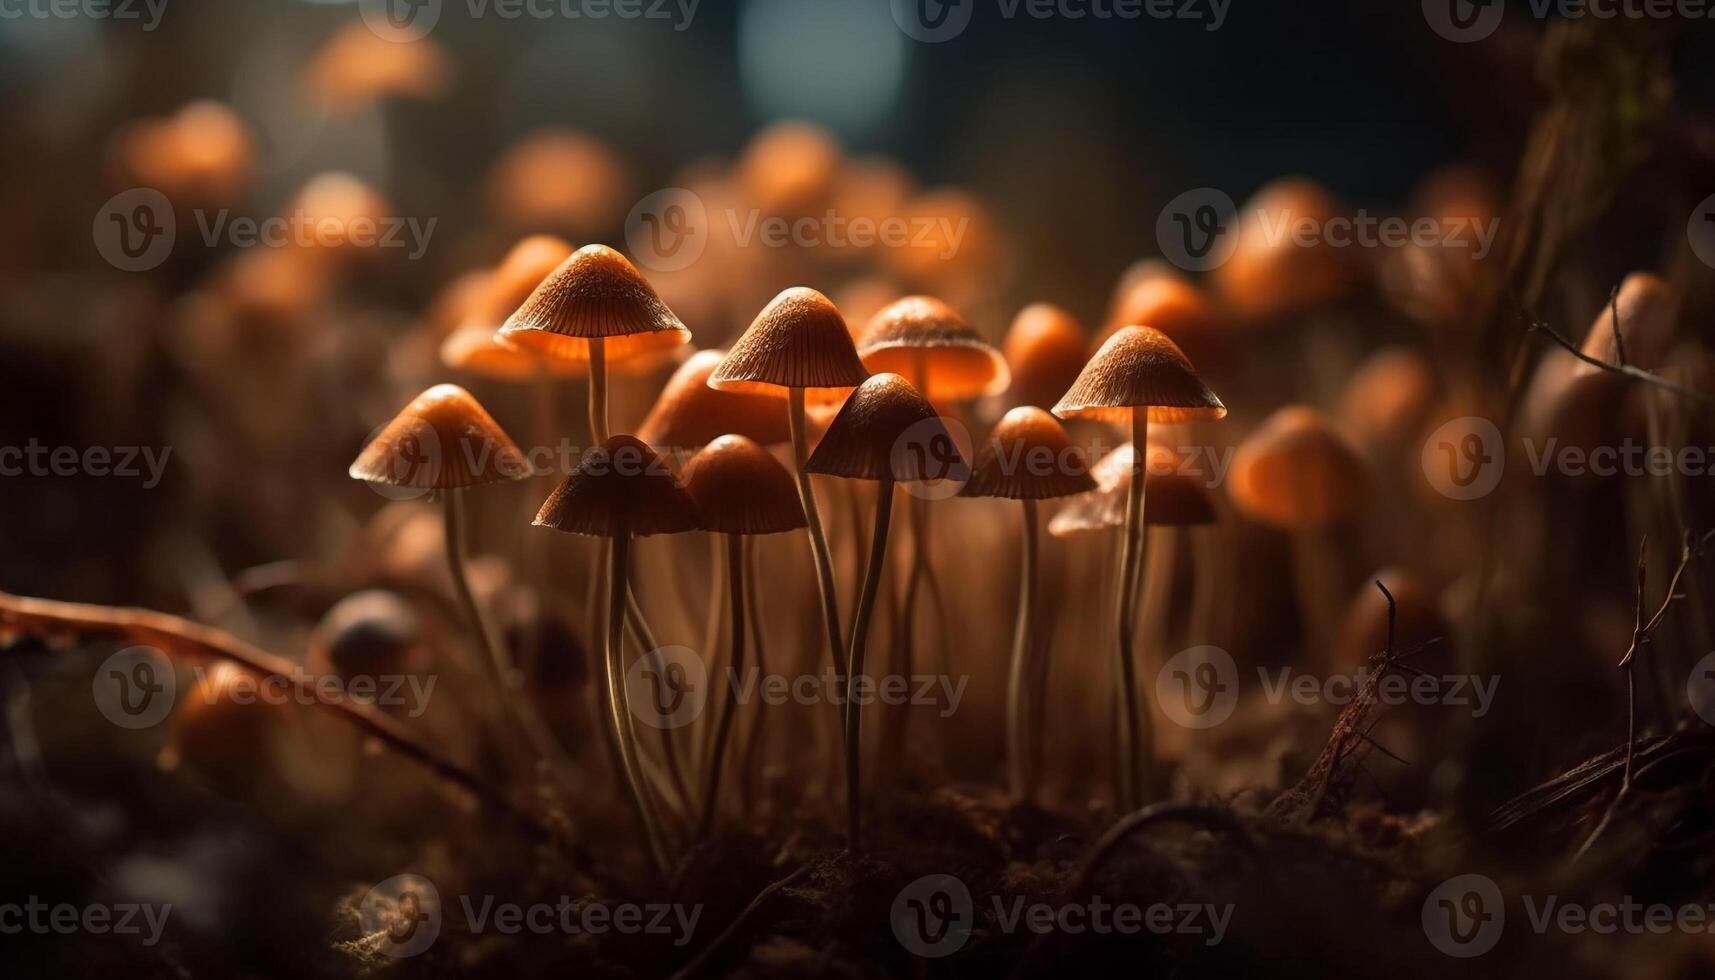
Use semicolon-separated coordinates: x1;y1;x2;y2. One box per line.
1522;303;1711;406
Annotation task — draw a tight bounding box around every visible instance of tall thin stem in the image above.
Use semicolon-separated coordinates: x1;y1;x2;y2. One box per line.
1115;412;1152;810
788;388;847;684
588;336;609;443
605;533;670;877
740;535;769;814
699;533;746;840
1007;497;1040;801
846;478;895;855
624;587;691;822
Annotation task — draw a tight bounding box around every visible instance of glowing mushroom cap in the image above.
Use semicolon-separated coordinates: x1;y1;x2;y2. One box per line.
1227;405;1367;529
1213;177;1352;320
158;661;287;778
1099;277;1236;377
440;325;584;381
961;407;1095;500
856;296;1010;401
305;22;450;109
1052;326;1226;424
708;287;870;395
1046;442;1215;534
112;100;253;206
682;435;808;535
637;349;790;450
1004;303;1088;411
465;235;577;332
349;384;530;490
1337;346;1438;449
806;374;968;483
534;435;703;537
1576;272;1678;374
736;121;841;216
485;129;631;234
497;244;691;365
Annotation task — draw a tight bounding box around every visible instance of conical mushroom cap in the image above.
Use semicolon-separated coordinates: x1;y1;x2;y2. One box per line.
534;435;703;538
636;349;790;451
350;384;530;490
464;235;575;333
440;325;585;381
961;407;1095;500
1046;442;1215;534
806;373;968;483
683;435;807;535
497;244;690;365
708;287;870;395
856;295;1009;401
1053;326;1226;423
1004;303;1088;411
1098;277;1237;377
1228;405;1367;529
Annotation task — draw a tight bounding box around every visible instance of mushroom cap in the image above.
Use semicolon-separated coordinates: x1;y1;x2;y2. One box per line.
961;407;1095;500
349;384;530;490
856;296;1010;401
682;435;808;535
497;244;691;365
1003;303;1088;411
1332;568;1448;671
440;325;585;381
1099;277;1237;377
534;435;703;537
159;661;286;778
1213;176;1353;320
1228;405;1367;529
485;129;631;234
1337;346;1438;449
806;373;968;483
1577;272;1678;374
1047;442;1216;534
307;590;423;682
1052;326;1226;424
637;349;791;450
708;287;870;395
464;235;576;333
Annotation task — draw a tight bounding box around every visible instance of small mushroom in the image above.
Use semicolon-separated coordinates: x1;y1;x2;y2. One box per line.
637;350;791;453
1053;326;1225;809
681;435;806;838
1098;276;1237;378
958;407;1095;803
535;435;705;876
1003;303;1089;412
807;373;967;853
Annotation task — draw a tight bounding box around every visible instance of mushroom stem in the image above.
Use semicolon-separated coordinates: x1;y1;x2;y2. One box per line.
624;589;691;822
740;535;770;816
604;532;670;877
893;355;932;774
698;533;746;840
787;387;848;688
695;532;726;771
444;488;570;782
845;477;894;855
1007;497;1040;801
588;336;609;443
1115;412;1154;810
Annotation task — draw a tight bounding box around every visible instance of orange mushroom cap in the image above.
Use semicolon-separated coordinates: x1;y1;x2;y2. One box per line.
497;244;691;366
1337;346;1439;450
637;349;791;450
1052;326;1226;424
534;435;703;537
484;129;632;235
1003;303;1088;411
806;373;968;483
158;661;288;778
1227;405;1367;529
856;295;1010;401
1576;272;1678;374
960;407;1095;500
1213;176;1352;321
305;21;450;109
683;435;808;535
349;384;531;490
440;325;585;381
708;287;870;396
1098;277;1236;377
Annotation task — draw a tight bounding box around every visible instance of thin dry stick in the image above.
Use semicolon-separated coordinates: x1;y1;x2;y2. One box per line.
665;863;812;980
0;590;548;838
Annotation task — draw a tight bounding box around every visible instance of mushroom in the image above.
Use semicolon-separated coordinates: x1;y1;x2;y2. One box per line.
1227;405;1368;662
484;129;633;237
306;590;426;693
637;349;791;454
1003;303;1088;412
1053;327;1225;809
1212;177;1352;323
534;435;705;876
681;435;807;838
348;385;561;771
807;373;967;853
958;407;1096;803
709;288;870;712
1098;276;1237;379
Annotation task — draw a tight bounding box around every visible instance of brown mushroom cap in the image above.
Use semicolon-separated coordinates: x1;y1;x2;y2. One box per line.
159;661;289;779
856;295;1010;401
1004;303;1088;411
464;235;576;332
440;325;585;381
637;349;791;450
682;435;808;535
496;244;691;365
1212;176;1353;321
349;384;530;490
806;373;968;483
1577;271;1678;374
1098;277;1236;377
961;407;1095;500
1052;326;1226;424
307;590;423;682
1332;568;1447;670
1047;442;1216;534
534;434;703;537
1228;405;1367;528
1337;346;1438;450
708;287;870;395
